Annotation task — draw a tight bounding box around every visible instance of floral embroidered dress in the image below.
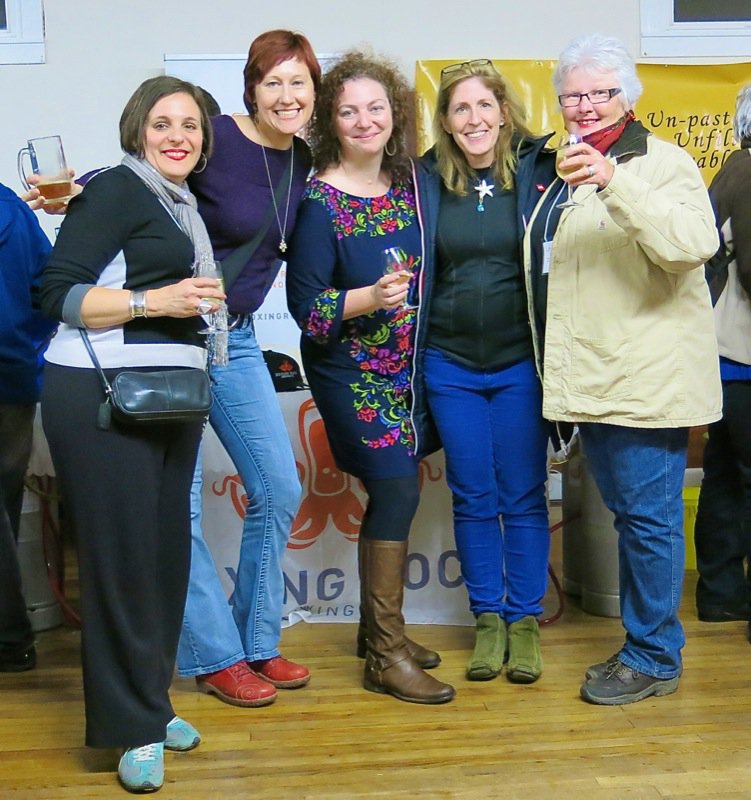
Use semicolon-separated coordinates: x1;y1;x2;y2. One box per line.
286;176;422;480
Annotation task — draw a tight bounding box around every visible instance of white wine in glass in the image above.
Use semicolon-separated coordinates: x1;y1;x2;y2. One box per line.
381;247;416;309
555;133;584;209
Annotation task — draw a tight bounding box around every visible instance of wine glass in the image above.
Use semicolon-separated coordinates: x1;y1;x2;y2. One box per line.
382;246;417;310
196;261;226;335
555;133;584;209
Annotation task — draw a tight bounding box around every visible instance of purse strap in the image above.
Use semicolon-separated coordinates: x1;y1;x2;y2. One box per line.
79;329;117;430
220;147;296;291
79;328;113;396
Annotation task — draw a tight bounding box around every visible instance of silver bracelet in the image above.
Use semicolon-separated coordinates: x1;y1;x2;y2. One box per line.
129;290;148;319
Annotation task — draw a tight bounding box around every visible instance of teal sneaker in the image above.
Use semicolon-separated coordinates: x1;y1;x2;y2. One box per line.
164;716;201;752
118;742;164;793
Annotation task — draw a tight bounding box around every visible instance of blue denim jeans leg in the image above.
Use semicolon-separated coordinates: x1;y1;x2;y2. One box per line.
578;423;688;679
177;320;301;674
423;350;550;622
177;440;246;676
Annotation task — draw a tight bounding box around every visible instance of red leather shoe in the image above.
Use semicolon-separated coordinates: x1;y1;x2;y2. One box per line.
248;655;310;689
195;661;277;707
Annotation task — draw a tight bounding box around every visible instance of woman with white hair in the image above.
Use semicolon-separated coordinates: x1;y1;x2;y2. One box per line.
693;83;751;630
524;34;722;705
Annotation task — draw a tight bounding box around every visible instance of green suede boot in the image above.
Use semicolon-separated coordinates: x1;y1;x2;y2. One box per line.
466;612;506;681
506;615;542;684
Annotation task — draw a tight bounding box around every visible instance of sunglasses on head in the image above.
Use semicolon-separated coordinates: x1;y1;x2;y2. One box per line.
440;59;496;78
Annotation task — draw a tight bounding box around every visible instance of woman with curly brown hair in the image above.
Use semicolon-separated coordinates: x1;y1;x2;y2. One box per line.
286;50;454;705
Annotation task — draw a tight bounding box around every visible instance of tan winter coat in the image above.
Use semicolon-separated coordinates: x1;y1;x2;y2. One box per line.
525;123;722;428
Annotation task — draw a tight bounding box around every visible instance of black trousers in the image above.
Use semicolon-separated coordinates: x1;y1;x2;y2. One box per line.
694;380;751;613
42;364;202;748
0;403;35;650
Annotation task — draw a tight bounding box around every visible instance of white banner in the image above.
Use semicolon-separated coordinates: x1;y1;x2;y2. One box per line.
200;392;474;627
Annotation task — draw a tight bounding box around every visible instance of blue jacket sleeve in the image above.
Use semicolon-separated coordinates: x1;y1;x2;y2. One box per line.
0;183;56;403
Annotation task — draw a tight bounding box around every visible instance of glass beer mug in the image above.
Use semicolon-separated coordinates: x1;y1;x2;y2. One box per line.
17;135;74;206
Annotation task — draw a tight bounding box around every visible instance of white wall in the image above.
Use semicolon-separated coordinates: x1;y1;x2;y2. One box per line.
1;0;643;236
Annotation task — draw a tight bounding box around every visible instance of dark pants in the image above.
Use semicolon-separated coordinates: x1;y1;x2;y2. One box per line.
0;404;35;651
42;365;202;749
694;380;751;613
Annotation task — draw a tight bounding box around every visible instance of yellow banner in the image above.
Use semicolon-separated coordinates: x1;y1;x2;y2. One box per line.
416;60;751;184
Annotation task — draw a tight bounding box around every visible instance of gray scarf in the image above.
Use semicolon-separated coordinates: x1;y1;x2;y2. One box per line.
122;153;214;269
122;153;228;365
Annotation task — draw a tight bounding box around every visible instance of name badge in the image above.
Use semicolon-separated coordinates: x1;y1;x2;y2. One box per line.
542;240;553;275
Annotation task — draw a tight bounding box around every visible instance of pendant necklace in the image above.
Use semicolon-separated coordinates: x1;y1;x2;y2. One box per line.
474;177;495;213
260;141;295;253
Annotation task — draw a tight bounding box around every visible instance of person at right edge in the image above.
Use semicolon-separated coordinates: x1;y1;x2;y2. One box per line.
694;84;751;629
524;34;721;705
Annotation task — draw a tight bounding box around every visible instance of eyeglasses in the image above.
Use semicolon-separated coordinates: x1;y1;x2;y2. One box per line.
558;88;622;107
440;59;495;78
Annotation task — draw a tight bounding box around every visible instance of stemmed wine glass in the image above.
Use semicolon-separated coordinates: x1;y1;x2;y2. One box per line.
196;261;226;335
382;247;417;310
555;133;584;209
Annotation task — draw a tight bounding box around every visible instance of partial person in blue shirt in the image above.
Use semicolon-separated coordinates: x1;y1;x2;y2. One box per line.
0;181;55;672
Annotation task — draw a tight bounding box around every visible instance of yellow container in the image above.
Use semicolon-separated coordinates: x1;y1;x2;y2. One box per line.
683;486;700;571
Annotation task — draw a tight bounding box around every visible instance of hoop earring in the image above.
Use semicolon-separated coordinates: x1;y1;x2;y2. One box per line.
193;153;208;174
384;138;396;157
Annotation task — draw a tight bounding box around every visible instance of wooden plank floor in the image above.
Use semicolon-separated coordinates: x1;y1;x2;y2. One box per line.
2;555;751;798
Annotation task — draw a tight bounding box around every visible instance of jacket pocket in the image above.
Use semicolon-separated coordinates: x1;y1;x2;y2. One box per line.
591;221;630;254
570;335;632;401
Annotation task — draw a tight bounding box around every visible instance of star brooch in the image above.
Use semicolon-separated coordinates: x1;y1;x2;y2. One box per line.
474;178;495;212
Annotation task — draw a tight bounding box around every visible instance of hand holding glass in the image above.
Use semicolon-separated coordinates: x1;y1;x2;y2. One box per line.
555;133;584;209
17;136;74;206
381;247;416;310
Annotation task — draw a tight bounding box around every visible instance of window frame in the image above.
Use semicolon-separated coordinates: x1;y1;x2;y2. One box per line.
0;0;45;65
640;0;751;57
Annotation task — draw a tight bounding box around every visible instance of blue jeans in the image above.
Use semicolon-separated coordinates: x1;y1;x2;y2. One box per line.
424;350;550;622
579;423;688;679
177;320;301;675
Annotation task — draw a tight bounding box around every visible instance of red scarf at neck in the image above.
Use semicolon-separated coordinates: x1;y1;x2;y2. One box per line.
582;111;635;155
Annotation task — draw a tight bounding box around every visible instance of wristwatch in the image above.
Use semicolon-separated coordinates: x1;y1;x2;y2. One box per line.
129;290;148;319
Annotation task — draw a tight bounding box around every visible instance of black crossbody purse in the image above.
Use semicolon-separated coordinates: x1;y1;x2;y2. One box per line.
79;329;212;431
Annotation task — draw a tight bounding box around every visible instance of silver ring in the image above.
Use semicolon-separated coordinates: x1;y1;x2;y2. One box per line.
197;299;212;315
587;165;595;178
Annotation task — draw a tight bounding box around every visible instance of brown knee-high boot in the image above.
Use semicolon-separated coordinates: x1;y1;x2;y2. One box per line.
360;539;454;704
356;537;441;668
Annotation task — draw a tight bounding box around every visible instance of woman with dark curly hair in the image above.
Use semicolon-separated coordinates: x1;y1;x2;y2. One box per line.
286;50;454;705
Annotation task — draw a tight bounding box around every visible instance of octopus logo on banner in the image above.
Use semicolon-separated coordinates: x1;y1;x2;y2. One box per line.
290;398;364;548
211;397;445;549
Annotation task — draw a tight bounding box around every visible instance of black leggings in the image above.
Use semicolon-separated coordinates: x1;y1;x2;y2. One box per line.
360;475;420;542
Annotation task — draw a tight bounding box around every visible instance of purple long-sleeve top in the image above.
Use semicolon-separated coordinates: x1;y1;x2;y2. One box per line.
188;114;311;314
